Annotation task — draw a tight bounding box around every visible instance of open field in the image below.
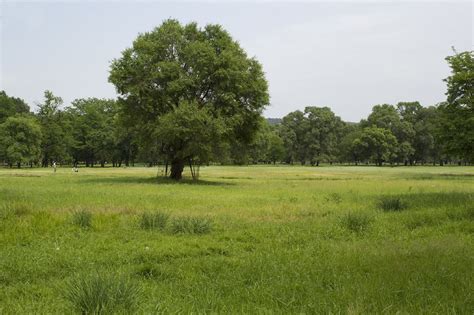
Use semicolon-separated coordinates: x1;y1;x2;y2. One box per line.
0;165;473;313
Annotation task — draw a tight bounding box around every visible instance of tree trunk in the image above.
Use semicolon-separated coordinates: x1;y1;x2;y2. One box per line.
170;158;185;180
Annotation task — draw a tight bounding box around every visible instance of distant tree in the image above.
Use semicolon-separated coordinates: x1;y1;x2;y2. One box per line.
109;19;269;179
111;111;139;167
37;91;71;166
279;110;308;164
247;119;285;164
248;119;272;164
363;104;415;164
304;106;344;165
0;116;42;168
396;102;443;164
438;50;474;163
0;91;30;123
267;129;285;164
67;98;117;167
338;123;362;164
353;127;398;166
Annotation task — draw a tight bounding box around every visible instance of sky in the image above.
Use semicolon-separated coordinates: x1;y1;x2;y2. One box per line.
0;1;472;122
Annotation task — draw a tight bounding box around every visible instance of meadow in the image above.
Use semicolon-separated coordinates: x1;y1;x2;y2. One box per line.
0;165;473;313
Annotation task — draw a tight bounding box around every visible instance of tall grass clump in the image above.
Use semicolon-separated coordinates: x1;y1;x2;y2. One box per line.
170;216;212;234
378;196;407;212
447;207;474;221
341;212;372;233
72;209;92;228
0;201;32;219
139;211;169;230
64;273;140;314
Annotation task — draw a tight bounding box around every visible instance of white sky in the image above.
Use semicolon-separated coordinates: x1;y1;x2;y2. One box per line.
1;1;472;121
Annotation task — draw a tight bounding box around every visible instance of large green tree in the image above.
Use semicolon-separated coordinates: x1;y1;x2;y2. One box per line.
0;116;42;168
438;50;474;163
109;19;269;179
0;91;30;123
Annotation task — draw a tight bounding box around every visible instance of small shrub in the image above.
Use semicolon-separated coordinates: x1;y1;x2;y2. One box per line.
72;209;92;228
378;196;407;212
341;212;372;233
170;216;212;234
139;211;169;230
64;273;140;314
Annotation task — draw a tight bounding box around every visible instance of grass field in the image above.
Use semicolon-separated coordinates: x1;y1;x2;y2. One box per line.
0;165;473;313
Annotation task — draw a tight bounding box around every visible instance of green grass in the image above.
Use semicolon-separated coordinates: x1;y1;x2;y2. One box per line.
71;209;93;229
0;165;473;313
169;215;212;234
64;273;140;314
139;211;169;231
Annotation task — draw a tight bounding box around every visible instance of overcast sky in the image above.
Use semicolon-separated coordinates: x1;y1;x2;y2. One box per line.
1;1;472;122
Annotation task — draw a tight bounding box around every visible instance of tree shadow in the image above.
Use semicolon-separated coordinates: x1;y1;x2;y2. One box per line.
79;175;234;186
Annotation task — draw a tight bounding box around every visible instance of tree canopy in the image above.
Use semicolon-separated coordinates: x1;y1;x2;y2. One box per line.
0;116;42;168
438;51;474;162
109;19;269;179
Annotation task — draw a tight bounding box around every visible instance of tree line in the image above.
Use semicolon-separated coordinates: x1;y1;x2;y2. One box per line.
0;20;472;177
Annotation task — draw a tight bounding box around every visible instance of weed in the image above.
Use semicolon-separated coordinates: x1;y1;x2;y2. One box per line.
169;216;212;234
64;273;140;314
72;209;92;229
139;211;169;230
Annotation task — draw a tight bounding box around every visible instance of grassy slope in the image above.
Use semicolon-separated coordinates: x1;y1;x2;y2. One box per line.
0;166;473;313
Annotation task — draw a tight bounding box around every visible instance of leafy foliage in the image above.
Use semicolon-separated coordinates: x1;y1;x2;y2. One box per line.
109;19;269;178
0;116;42;167
438;51;474;162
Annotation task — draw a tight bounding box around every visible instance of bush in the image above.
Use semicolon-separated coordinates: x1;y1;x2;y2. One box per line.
64;273;140;314
341;212;372;233
170;216;212;234
72;209;92;228
139;211;169;230
378;196;407;212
